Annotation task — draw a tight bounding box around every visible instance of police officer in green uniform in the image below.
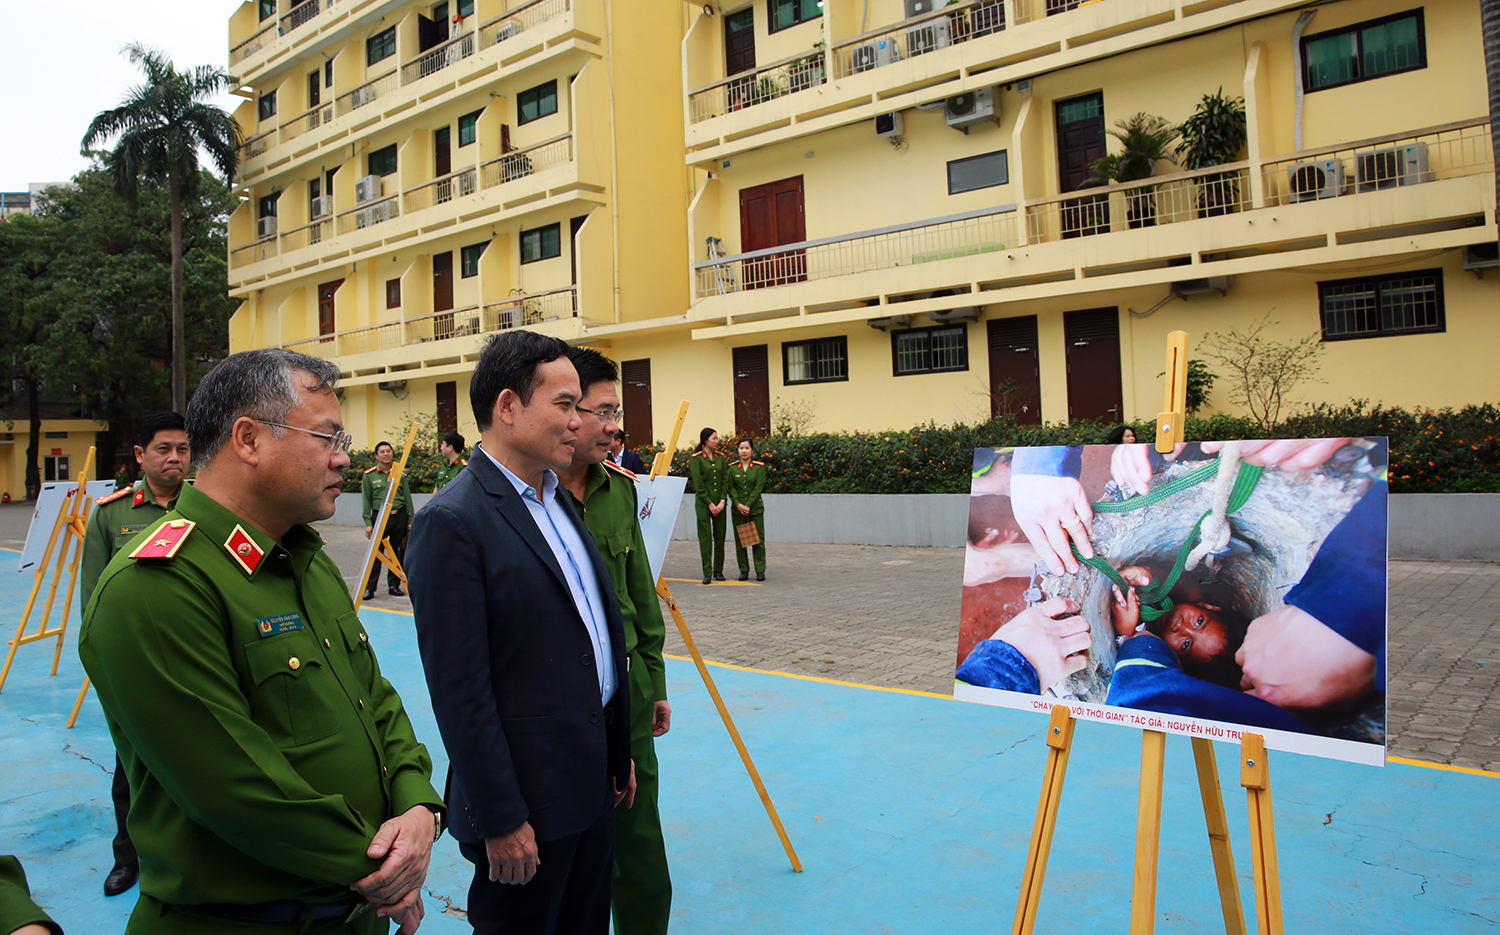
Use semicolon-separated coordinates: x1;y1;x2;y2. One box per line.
79;349;443;935
558;348;673;935
0;855;62;935
727;439;768;582
80;409;190;898
688;427;729;585
361;441;413;600
433;432;468;491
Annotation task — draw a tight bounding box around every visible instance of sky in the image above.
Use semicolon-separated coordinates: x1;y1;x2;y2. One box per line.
1;1;247;191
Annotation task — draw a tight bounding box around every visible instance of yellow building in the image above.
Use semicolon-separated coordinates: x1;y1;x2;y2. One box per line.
229;0;1497;449
0;418;111;501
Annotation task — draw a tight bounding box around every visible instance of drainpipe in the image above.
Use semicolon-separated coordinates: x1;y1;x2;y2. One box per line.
1291;10;1316;152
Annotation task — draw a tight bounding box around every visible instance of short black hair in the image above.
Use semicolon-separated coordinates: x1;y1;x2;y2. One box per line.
186;348;341;468
612;429;625;442
1175;608;1250;689
375;440;394;453
470;330;572;430
441;432;466;453
567;347;618;396
135;410;186;451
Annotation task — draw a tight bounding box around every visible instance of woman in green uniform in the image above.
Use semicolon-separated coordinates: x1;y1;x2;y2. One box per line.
688;427;729;584
728;438;768;581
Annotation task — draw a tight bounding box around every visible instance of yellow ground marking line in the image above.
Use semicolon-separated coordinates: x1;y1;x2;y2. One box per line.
1386;756;1500;779
0;547;20;553
663;577;761;587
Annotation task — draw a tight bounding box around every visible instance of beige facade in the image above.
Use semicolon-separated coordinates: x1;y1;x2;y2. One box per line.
0;420;110;500
230;0;1497;449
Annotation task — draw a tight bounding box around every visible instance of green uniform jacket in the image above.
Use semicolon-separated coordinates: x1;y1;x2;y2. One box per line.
78;483;442;907
433;458;467;492
565;462;668;704
0;856;61;935
361;466;413;525
727;460;767;515
81;481;182;609
687;450;729;504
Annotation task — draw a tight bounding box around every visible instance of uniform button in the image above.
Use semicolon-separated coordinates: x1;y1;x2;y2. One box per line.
588;711;600;724
288;657;300;670
324;639;331;648
581;652;592;666
383;766;388;775
359;633;367;643
359;699;365;709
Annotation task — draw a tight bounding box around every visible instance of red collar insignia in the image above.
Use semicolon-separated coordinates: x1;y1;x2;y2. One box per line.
133;488;146;506
224;524;265;575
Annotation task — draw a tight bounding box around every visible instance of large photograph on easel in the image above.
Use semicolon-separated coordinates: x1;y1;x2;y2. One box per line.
954;438;1388;766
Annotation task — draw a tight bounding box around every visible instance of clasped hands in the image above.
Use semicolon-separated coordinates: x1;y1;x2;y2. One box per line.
350;804;438;934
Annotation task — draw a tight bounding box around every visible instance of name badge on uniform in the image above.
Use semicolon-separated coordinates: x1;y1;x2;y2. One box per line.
119;523;148;536
256;613;305;637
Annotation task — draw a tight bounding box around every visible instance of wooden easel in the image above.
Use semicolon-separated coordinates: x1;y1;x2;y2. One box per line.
651;400;803;873
0;447;98;697
1011;332;1283;935
354;423;418;612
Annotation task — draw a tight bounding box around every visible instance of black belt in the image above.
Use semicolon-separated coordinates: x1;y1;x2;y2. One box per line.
180;899;367;925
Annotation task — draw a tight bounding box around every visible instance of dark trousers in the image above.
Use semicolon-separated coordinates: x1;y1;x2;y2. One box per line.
112;753;136;866
459;803;615;935
694;498;725;577
366;508;409;591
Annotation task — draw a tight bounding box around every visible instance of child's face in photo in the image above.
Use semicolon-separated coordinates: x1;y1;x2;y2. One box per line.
1162;602;1230;668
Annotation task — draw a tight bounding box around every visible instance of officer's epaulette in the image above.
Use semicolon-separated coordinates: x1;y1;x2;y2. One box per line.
95;486;134;507
689;451;703;458
364;465;380;473
752;460;765;466
602;460;637;480
458;458;468;466
128;519;195;561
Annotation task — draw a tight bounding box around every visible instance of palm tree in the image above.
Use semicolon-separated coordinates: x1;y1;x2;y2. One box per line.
82;44;241;413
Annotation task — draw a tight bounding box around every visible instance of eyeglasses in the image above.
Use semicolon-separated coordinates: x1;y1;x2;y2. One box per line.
256;420;354;454
576;404;623;424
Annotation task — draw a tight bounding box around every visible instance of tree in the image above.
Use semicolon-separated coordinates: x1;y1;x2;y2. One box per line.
81;44;240;413
0;215;60;499
1200;317;1324;431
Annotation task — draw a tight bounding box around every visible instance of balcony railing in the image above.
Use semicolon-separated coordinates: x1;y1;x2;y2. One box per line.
479;133;573;189
403;167;479;215
279;103;336;146
478;0;570;49
1024;162;1252;244
693;205;1018;298
281;287;578;358
334;71;397;118
280;0;324;35
1259;118;1492;209
401;30;477;85
334;195;401;236
828;0;1005;81
231;21;279;64
242;129;275;160
688;49;827;125
230;235;280;270
278;216;333;252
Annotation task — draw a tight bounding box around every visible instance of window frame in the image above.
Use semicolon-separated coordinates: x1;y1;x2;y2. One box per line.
519;222;561;264
367;26;397;66
769;0;823;33
781;335;849;385
1301;9;1426;92
517;80;559;125
257;191;280;219
386;278;402;308
368;144;398;177
259;0;277;21
458;108;483;147
947;150;1009;195
461;241;487;277
258;90;278;122
1317;268;1445;341
891;323;970;376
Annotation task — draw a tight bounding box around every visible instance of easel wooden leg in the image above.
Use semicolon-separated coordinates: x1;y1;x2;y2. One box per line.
1192;737;1247;935
1240;734;1283;935
50;501;93;676
67;677;91;729
0;491;78;696
656;579;802;872
1130;729;1167;935
1012;704;1076;935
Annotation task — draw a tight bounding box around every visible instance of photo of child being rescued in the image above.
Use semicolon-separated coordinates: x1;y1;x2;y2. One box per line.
953;437;1388;764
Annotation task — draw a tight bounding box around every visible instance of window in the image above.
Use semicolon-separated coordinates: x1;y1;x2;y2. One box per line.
258;91;277;121
368;144;398;177
948;150;1009;195
324;59;334;88
770;0;822;32
461;241;487;277
520;223;561;263
456;0;474;16
782;336;848;384
893;324;969;375
257;192;280;218
367;26;396;66
259;0;276;21
458;108;483;147
386;278;402;308
1319;269;1444;340
517;80;558;125
1303;10;1424;91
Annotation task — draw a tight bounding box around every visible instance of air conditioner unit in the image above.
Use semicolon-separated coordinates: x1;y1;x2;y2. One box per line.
874;112;903;138
351;86;375;108
1462;242;1499;275
310;196;331;218
1170;276;1232;297
944;87;996;130
1355;142;1430;193
377;380;407;393
867;315;913;332
493;19;522;42
1287;159;1344;202
258;216;278;238
905;18;951;56
355;175;382;204
851;37;899;73
355;202;393;229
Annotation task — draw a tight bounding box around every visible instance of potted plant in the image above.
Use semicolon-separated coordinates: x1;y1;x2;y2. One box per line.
1091;112;1177;228
789;42;825;92
1174;88;1247;217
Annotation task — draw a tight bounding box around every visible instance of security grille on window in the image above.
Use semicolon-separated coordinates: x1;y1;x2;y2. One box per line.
520;223;561;263
893;324;969;375
1303;10;1425;91
948;151;1008;195
461;242;487;277
367;26;397;66
518;81;558;125
1319;269;1444;340
770;0;823;32
458;109;483;146
783;336;848;384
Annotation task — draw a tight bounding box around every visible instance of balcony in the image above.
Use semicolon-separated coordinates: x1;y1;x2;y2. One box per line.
1023;164;1252;243
401;29;477;85
231;0;340;69
825;0;1005;84
688;50;828;125
478;133;572;188
335;194;402;236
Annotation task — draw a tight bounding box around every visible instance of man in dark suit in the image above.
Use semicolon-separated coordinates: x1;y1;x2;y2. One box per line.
608;430;648;475
406;331;634;935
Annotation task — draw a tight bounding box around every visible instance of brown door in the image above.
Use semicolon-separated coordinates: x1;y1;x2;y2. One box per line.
724;8;756;110
987;316;1041;424
739;176;805;289
436;381;457;433
433;252;454;338
732;345;771;438
1063;308;1123;424
1056;93;1109;238
435;126;452;178
307;71;321;109
317;279;342;339
620;359;654;449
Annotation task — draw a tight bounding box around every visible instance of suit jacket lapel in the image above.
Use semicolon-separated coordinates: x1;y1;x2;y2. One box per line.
470;448;572;595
